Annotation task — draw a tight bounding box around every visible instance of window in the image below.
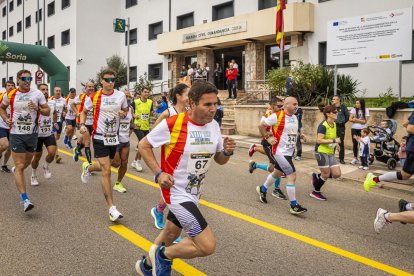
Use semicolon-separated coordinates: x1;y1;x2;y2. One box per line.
2;78;6;88
62;0;70;10
319;41;358;67
148;21;162;40
35;40;42;45
48;1;55;17
2;6;6;17
8;26;13;37
177;12;194;30
8;76;13;82
25;15;31;28
2;30;6;40
67;66;70;81
17;21;22;32
61;29;70;46
9;0;13;12
126;0;137;9
17;0;22;7
129;66;137;82
125;28;137;45
258;0;276;10
148;63;162;80
212;1;234;21
403;31;414;64
47;35;55;49
35;8;42;22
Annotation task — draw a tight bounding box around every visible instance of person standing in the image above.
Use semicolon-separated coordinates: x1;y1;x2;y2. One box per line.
136;80;235;275
214;63;222;89
0;81;15;173
349;99;369;165
225;63;238;99
332;95;349;164
0;70;50;212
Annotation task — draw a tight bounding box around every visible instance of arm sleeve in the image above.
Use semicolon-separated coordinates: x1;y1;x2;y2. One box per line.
2;93;9;106
350;108;356;116
84;96;93;111
121;94;128;109
74;96;80;105
38;91;47;105
146;120;171;148
317;124;327;135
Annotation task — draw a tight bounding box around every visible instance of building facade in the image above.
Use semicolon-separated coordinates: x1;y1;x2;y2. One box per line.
1;0;413;97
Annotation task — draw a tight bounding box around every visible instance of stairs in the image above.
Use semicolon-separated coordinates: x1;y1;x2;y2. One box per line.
218;90;246;135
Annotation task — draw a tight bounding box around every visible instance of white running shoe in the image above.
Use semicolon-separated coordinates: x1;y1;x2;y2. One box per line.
358;166;363;169
351;158;359;165
31;175;39;186
374;208;390;233
23;199;34;212
72;135;77;140
131;160;137;169
132;160;143;172
295;156;301;161
43;164;52;179
363;167;368;170
11;166;16;174
81;162;90;184
109;206;123;222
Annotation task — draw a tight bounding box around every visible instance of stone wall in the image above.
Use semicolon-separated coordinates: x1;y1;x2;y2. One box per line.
235;105;414;147
197;50;214;83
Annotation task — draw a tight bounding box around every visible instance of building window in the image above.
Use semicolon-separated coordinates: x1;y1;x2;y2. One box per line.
62;0;70;10
149;21;162;40
403;31;414;64
9;0;13;12
35;40;42;45
125;28;137;45
148;63;162;80
2;78;6;88
212;1;234;21
9;26;13;37
35;8;42;22
61;29;70;46
258;0;276;10
25;15;31;28
2;30;6;40
48;1;55;16
319;41;358;67
17;21;22;32
17;0;22;7
129;66;137;82
48;35;55;49
8;76;13;82
126;0;137;9
2;6;6;17
177;12;194;30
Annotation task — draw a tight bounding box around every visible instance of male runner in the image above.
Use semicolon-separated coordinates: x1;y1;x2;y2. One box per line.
0;81;15;172
136;81;235;275
79;69;128;221
0;70;50;212
51;86;66;163
63;88;77;149
31;84;57;185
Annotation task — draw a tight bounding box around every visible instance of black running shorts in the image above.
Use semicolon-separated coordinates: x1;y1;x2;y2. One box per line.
93;139;117;159
36;135;57;152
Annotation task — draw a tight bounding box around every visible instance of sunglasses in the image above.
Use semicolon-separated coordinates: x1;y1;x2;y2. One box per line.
20;76;33;82
276;105;284;108
103;78;116;83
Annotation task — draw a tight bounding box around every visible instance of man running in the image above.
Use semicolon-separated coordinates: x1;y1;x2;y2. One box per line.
64;88;77;149
79;68;128;222
256;96;307;214
0;80;15;173
31;84;57;185
131;87;153;172
51;86;66;163
0;70;50;212
136;80;235;275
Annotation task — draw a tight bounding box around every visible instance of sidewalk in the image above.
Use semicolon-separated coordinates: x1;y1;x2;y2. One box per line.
229;135;414;194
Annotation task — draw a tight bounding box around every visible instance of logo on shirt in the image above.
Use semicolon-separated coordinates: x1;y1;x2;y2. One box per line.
189;131;212;145
104;117;117;132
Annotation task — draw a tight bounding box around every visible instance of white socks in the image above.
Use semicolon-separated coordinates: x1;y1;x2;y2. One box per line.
264;174;277;190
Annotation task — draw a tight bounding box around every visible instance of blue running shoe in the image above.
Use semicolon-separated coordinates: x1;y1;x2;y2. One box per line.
63;135;68;145
151;245;172;276
173;235;183;244
67;141;73;149
151;207;165;230
135;256;152;276
73;148;80;162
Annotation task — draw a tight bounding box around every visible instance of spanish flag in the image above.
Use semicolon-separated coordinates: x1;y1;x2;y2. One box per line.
276;0;286;46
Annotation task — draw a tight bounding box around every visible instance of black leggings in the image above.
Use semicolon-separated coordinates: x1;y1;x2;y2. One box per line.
351;128;362;158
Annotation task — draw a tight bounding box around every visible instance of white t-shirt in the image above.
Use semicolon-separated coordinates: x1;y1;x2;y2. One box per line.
65;97;76;120
0;92;10;129
167;106;178;117
75;94;94;125
351;108;370;130
84;89;128;144
147;112;223;205
2;88;47;135
38;100;55;137
263;111;298;156
53;97;66;122
359;136;370;157
119;106;132;143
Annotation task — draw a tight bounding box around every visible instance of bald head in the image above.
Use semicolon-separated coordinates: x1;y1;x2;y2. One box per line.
85;81;95;94
284;97;298;115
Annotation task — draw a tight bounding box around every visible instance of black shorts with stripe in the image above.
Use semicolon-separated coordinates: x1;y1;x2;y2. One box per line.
167;201;208;238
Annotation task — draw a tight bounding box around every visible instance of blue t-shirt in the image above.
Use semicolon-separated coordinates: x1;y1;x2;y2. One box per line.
407;111;414;153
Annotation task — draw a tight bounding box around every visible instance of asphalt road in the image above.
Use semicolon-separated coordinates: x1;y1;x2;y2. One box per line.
1;138;414;276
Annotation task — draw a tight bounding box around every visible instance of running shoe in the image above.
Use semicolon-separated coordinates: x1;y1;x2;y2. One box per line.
351;158;359;165
131;160;143;172
374;208;390;233
249;160;256;174
256;186;267;203
72;135;77;140
398;199;409;224
31;175;39;186
55;155;62;164
290;204;307;215
43;164;52;179
358;166;363;169
295;156;301;161
363;173;376;192
363;167;368;170
309;191;327;201
63;135;68;145
67;141;73;149
248;144;257;157
1;165;11;173
109;206;123;222
135;256;152;276
271;188;287;200
81;162;90;184
151;207;165;230
23;199;34;212
150;245;172;276
173;235;183;244
310;172;317;189
73;147;80;162
113;181;127;193
11;166;15;174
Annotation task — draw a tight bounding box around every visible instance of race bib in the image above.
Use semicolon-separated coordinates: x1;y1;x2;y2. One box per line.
141;113;149;121
119;122;129;131
103;133;119;146
86;110;93;120
287;134;297;148
187;152;213;175
16;123;33;134
40;125;51;134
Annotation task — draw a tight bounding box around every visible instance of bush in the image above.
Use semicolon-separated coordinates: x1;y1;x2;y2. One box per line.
134;72;154;94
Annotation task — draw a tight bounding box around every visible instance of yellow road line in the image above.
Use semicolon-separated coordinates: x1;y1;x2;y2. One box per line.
58;149;413;275
109;225;206;276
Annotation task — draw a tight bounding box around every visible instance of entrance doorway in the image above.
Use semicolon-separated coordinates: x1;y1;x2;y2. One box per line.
214;46;244;90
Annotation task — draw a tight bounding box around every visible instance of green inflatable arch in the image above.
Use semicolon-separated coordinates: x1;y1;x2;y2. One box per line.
0;40;68;95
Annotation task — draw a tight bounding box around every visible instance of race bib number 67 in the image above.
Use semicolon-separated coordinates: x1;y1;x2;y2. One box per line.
187;152;214;175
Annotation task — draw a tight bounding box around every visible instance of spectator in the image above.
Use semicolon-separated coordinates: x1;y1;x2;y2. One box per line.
354;128;370;170
332;95;349;164
225;62;238;99
349;99;369;165
214;98;224;126
204;62;210;79
214;63;223;89
187;64;194;84
180;65;187;78
399;136;407;167
155;96;168;115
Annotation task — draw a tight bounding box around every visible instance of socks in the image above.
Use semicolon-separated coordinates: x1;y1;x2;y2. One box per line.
286;184;296;206
274;177;281;189
85;147;92;164
32;169;36;177
406;203;413;211
77;143;84;151
256;163;269;171
261;185;267;193
378;172;398;182
156;203;166;213
263;174;277;190
314;174;326;192
384;212;391;223
21;192;28;201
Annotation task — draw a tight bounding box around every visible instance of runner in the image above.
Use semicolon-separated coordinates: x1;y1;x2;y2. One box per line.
0;70;50;212
79;68;128;222
0;81;15;173
63;88;77;149
255;97;307;214
136;80;235;275
30;84;57;185
310;105;341;200
373;199;414;233
50;86;66;163
131;87;153;172
72;81;95;164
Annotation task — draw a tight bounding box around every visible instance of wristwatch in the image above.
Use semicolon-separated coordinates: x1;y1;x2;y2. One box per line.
222;150;233;156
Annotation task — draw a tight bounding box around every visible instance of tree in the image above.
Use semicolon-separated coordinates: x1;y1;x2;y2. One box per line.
96;55;127;90
134;72;154;94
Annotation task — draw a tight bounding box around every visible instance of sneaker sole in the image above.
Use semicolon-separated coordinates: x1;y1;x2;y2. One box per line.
24;204;34;212
109;214;123;222
113;186;127;193
151;208;164;230
309;193;326;201
289;208;307;215
271;192;287;200
149;244;157;276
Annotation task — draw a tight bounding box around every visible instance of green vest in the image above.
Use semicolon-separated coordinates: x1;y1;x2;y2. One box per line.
133;98;153;131
316;121;337;155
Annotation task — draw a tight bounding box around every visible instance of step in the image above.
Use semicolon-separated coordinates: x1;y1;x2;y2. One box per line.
222;116;235;121
221;127;236;135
